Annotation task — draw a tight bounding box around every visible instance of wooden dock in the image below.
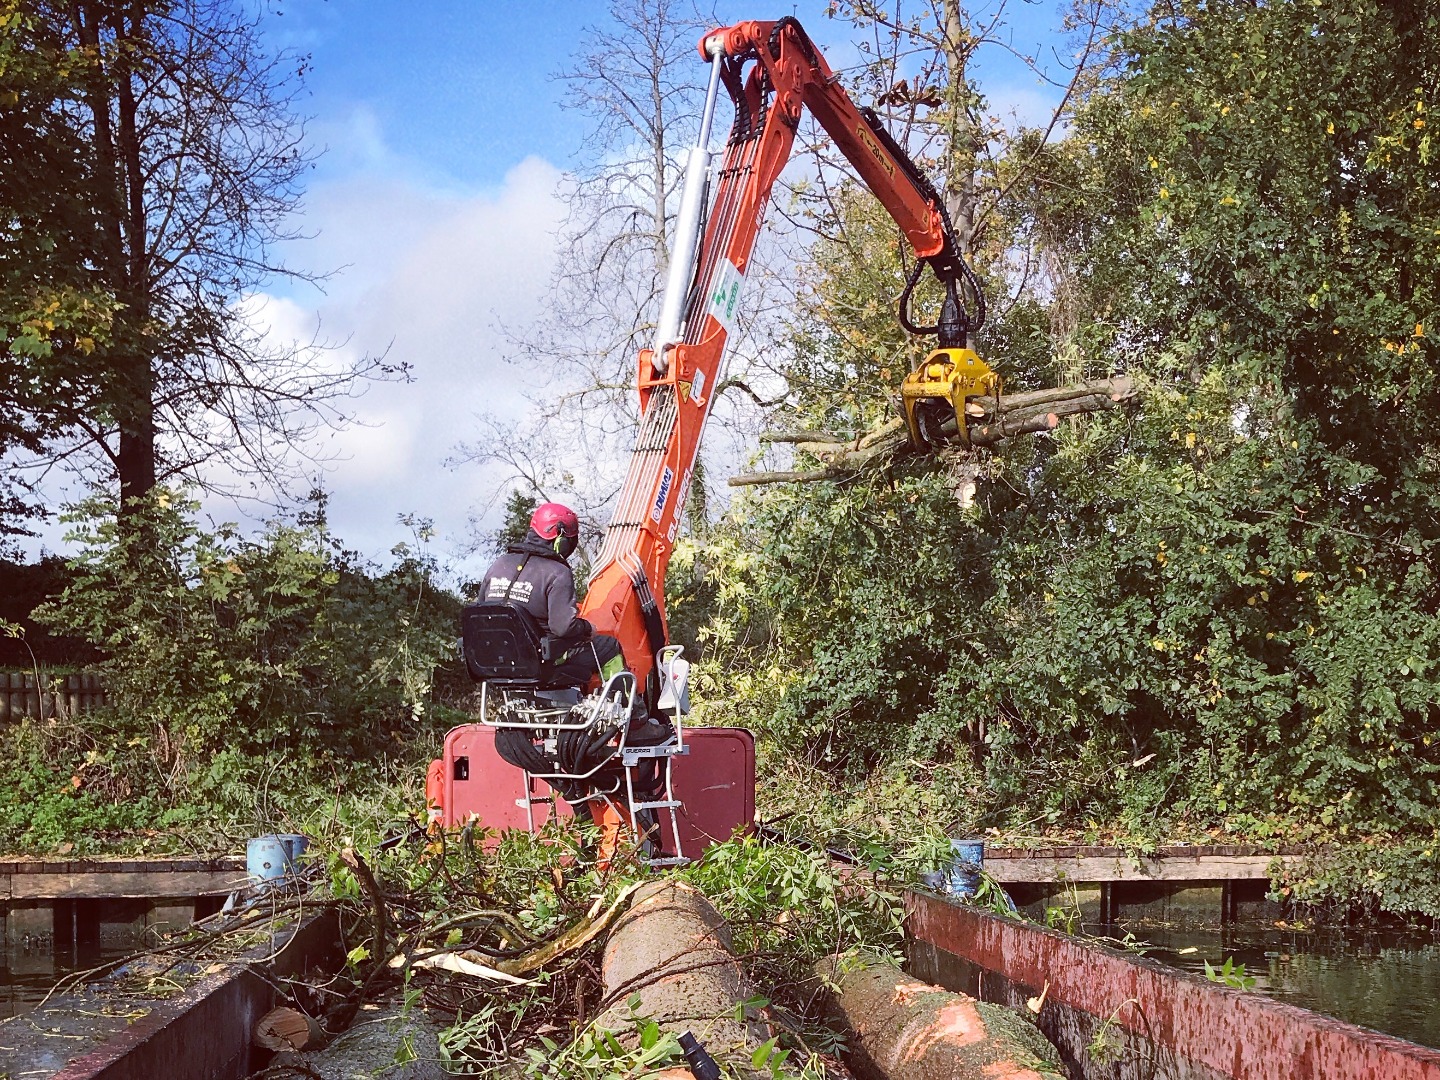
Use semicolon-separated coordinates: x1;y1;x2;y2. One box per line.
983;844;1301;884
0;857;247;900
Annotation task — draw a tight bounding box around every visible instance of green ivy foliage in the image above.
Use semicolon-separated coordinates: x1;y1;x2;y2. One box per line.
1278;840;1440;921
1018;0;1440;830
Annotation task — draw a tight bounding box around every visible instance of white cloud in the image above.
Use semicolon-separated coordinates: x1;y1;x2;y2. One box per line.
10;116;584;581
322;406;419;488
236;141;567;576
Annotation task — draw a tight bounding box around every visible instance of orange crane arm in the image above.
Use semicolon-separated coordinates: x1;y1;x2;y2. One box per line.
580;16;981;698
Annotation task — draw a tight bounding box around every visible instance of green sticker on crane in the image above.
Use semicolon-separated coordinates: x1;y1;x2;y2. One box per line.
708;259;745;333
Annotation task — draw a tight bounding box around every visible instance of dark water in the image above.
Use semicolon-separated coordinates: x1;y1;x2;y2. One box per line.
1;941;132;1019
1099;923;1440;1051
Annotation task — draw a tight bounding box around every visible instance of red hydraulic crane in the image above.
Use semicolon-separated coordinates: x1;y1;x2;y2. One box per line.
433;18;997;861
580;16;992;701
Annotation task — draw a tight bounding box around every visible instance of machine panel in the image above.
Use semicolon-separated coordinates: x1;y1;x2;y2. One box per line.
671;727;756;859
433;724;755;860
438;723;573;835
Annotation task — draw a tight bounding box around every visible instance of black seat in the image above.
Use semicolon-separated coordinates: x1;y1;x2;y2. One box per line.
461;603;545;685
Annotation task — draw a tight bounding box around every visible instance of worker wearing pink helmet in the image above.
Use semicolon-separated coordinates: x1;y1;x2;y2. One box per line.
478;502;625;685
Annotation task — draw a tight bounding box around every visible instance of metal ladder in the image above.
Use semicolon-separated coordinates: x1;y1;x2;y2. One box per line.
619;731;689;867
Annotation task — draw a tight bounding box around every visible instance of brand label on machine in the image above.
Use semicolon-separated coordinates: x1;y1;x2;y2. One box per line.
707;259;745;333
666;467;693;543
651;466;674;523
856;122;896;180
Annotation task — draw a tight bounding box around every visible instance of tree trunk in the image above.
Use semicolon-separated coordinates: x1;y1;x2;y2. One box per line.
730;375;1137;486
116;364;156;507
253;1006;327;1052
597;881;786;1075
814;954;1061;1080
941;0;979;262
75;1;157;510
111;3;156;507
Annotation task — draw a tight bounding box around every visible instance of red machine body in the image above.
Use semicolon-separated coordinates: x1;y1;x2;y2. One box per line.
429;724;755;861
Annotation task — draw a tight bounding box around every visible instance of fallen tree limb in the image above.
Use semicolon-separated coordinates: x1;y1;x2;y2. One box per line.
400;950;537;984
324;849;390;1036
759;429;847;444
730;468;843;488
731;375;1137;487
597;881;786;1075
814;953;1062;1080
340;848;388;971
253;1006;327;1052
385;882;646;986
495;880;643;977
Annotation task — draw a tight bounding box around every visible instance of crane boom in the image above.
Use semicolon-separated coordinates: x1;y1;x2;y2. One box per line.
580;16;989;697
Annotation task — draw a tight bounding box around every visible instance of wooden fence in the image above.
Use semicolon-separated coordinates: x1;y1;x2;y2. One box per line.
0;671;107;721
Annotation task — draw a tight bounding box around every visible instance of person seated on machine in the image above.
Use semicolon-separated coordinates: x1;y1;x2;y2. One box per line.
478;502;627;688
479;503;672;864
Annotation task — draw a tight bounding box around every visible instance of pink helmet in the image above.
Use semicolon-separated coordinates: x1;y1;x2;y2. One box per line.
529;502;579;541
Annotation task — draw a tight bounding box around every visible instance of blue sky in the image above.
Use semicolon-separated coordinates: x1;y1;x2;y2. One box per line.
170;1;1080;576
263;2;595;190
267;1;1077;191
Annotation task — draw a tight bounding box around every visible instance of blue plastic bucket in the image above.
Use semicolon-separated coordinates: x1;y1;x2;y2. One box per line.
247;833;309;882
945;838;985;898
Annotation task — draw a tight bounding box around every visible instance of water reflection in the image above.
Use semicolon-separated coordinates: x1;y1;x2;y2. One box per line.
1097;923;1440;1051
2;938;132;1019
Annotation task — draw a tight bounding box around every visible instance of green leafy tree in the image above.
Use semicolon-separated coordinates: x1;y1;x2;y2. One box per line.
33;490;460;817
490;489;538;555
0;1;119;536
977;0;1440;830
2;0;391;523
689;0;1440;838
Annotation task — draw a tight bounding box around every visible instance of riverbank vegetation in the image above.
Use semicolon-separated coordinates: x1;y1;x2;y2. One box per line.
0;490;462;853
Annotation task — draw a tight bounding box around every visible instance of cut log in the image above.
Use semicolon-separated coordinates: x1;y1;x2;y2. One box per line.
814;954;1061;1080
731;375;1137;487
253;1005;327;1052
597;881;780;1074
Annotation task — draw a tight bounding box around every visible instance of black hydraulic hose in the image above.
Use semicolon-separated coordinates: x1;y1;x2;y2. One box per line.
720;54;751;145
854;137;986;343
556;724;610;775
767;15;820;66
494;726;551;776
493;719;618;792
929;196;987;337
898;259;931;337
556;728;580;774
580;736;614;776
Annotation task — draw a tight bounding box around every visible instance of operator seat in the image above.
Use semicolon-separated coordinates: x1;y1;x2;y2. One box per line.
460;602;579;704
460;601;682;863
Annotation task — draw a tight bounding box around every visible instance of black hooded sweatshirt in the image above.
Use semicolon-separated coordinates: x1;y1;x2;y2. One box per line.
479;530;592;643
